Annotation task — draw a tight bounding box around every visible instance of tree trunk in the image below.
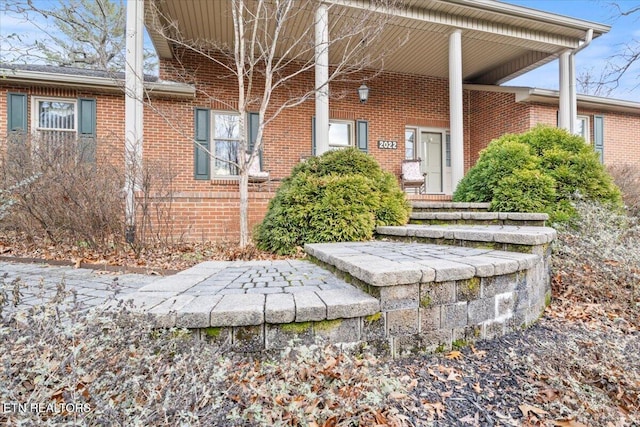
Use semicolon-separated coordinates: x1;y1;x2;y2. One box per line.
239;168;250;248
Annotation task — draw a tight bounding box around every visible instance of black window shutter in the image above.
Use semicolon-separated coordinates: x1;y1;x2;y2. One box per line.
78;98;97;163
194;108;211;179
7;93;27;132
594;115;604;164
356;120;368;153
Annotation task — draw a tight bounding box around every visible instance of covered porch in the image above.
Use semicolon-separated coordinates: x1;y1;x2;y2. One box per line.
129;0;608;196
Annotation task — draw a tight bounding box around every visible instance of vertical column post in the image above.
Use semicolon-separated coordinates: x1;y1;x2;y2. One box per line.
558;50;571;132
124;0;145;242
569;53;577;134
449;29;464;192
315;3;329;155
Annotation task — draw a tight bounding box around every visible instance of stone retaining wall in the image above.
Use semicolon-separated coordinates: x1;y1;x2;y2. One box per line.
126;226;555;357
305;238;553;357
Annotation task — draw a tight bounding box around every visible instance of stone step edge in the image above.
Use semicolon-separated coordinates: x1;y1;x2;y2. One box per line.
411;202;491;210
305;243;540;288
376;225;556;246
103;287;380;329
410;212;549;221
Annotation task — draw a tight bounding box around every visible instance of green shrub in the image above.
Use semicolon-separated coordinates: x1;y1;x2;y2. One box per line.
454;126;622;222
453;139;538;203
256;148;410;255
491;168;556;213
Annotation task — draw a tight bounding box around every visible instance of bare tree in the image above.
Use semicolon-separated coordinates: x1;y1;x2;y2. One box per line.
603;2;640;92
2;0;155;72
148;0;405;247
577;66;613;96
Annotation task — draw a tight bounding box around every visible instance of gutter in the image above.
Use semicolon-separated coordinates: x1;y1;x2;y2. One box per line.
0;68;195;98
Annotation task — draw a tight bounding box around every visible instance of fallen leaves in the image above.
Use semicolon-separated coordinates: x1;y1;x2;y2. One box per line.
0;230;297;273
519;403;548;418
445;350;462;360
554;419;589;427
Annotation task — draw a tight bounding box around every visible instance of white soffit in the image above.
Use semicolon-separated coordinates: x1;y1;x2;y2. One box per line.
146;0;609;85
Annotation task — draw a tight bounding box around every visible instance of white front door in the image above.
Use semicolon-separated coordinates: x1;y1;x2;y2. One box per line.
419;131;443;193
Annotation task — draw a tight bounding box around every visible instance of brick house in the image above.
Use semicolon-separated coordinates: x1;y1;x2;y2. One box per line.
2;0;639;241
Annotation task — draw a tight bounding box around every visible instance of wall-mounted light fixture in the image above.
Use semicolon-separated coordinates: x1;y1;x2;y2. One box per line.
358;83;369;103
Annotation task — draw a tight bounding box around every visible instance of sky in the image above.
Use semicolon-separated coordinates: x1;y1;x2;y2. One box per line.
503;0;640;101
0;0;638;102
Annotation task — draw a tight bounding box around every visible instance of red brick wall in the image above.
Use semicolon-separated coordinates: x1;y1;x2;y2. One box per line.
4;66;639;242
159;51;459;181
151;52;463;239
467;90;531;167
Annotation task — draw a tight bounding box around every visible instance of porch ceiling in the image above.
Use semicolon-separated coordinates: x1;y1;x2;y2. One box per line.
146;0;609;85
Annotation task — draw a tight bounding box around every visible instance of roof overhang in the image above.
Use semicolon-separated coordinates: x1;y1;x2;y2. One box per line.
146;0;609;85
0;67;196;98
465;84;640;114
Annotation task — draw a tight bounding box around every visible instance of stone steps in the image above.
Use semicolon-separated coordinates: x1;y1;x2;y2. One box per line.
304;237;552;356
377;224;556;253
411;202;491;212
409;202;548;227
410;211;549;227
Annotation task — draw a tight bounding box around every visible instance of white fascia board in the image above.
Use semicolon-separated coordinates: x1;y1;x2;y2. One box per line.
0;68;195;98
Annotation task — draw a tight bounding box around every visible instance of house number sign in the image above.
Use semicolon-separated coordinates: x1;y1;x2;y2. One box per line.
378;140;398;149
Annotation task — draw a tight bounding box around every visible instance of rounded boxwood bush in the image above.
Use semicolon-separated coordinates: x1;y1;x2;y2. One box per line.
491;168;556;213
454;126;622;222
453;138;538;203
255;148;410;255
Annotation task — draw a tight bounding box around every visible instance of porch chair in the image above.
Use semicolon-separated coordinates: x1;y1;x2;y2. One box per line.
401;158;427;194
247;152;271;191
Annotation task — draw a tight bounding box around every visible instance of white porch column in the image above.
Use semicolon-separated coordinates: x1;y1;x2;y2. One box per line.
449;29;464;191
558;50;572;132
315;3;329;155
124;0;145;241
569;53;577;134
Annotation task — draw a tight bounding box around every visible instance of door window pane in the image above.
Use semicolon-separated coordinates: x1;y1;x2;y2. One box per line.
445;133;451;167
405;129;415;159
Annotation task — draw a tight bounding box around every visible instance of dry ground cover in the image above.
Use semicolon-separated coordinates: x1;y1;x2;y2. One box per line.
0;202;638;426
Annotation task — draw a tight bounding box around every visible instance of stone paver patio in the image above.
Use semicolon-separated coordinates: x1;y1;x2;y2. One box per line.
114;260;380;328
0;261;156;311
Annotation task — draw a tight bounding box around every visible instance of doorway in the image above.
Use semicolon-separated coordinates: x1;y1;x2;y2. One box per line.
418;131;443;193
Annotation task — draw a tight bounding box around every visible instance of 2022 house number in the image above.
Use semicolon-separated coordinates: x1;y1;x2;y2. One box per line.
377;140;397;149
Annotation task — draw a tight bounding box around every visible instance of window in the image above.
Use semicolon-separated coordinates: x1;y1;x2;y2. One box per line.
212;112;241;176
33;98;77;148
194;110;262;180
25;96;96;163
311;118;368;155
575;115;590;142
405;128;415;159
328;120;353;148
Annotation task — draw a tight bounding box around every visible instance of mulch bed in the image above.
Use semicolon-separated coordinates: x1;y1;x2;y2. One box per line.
385;313;639;426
